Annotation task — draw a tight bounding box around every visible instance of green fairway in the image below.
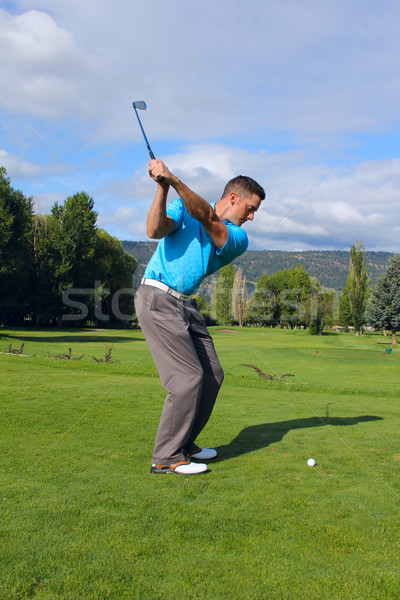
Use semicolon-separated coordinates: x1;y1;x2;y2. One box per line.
0;327;399;599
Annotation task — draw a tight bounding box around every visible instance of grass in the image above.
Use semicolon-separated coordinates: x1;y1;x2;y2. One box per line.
0;326;399;599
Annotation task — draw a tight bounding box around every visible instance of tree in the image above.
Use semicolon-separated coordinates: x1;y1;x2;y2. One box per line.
338;286;352;328
30;213;59;326
247;273;274;325
232;267;248;326
29;194;139;327
32;224;138;327
212;264;235;325
193;294;214;325
340;241;370;335
0;167;33;324
365;254;400;344
40;192;98;324
88;229;138;326
266;270;293;326
0;170;14;254
287;263;312;328
248;268;303;327
0;170;140;328
308;288;336;335
50;192;98;291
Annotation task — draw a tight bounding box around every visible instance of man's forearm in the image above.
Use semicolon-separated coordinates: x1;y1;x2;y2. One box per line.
170;176;216;226
147;183;170;238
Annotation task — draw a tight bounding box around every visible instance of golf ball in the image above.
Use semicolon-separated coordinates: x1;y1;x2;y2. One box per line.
307;458;316;467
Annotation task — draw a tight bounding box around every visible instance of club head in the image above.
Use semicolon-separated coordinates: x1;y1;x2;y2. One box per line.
132;100;147;110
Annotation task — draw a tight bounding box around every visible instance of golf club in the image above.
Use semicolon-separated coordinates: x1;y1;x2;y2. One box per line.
132;101;164;182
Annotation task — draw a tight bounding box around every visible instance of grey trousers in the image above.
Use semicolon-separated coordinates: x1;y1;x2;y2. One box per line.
134;284;224;465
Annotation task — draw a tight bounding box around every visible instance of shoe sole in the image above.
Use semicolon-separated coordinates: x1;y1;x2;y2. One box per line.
150;460;209;475
150;467;209;474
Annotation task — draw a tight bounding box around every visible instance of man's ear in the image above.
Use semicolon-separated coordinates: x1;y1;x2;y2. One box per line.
230;192;239;205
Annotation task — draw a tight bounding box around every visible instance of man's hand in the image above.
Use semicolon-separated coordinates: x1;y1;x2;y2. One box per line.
149;159;175;186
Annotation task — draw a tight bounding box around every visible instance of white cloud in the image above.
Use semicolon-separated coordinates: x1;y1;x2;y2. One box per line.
1;9;73;63
0;149;43;178
3;1;400;143
0;9;100;119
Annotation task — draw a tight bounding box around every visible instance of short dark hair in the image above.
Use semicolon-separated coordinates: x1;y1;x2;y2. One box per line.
221;175;265;201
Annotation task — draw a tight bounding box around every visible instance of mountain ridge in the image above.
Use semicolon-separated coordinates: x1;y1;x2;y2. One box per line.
122;241;395;299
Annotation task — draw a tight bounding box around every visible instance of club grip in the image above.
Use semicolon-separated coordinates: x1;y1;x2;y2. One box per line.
148;150;164;182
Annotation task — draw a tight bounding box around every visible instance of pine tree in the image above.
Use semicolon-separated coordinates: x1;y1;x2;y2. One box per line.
212;264;235;326
341;241;370;335
232;267;248;326
366;254;400;344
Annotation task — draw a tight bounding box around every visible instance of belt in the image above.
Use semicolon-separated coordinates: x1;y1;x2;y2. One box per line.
141;278;191;301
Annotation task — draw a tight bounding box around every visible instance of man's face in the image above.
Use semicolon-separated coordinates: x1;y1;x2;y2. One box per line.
230;193;262;226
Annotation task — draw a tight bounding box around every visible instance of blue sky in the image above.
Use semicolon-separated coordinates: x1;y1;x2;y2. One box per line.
1;0;400;251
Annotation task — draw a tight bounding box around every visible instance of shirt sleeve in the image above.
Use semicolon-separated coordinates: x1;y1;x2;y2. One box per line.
166;198;185;231
216;224;249;263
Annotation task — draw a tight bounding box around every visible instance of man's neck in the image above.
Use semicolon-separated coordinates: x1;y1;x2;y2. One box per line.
215;198;230;221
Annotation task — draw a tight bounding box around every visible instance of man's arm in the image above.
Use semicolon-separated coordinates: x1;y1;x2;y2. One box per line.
146;181;176;239
149;159;228;248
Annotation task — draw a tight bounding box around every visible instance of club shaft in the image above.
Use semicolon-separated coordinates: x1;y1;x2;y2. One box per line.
133;104;164;181
134;108;155;159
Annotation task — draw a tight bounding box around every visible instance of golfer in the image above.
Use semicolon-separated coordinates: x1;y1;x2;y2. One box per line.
134;158;265;474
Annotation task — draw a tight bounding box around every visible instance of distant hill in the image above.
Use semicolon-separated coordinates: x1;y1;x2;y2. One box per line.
122;241;158;289
122;241;394;300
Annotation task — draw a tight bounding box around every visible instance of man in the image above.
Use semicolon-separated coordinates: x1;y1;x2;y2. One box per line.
134;158;265;475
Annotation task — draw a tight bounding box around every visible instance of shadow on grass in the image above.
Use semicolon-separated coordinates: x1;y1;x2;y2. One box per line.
215;415;383;461
318;331;341;336
0;332;141;344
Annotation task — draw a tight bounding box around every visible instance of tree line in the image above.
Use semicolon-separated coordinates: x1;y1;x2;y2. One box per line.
198;241;400;342
1;168;399;338
0;167;137;327
201;262;337;335
339;241;400;344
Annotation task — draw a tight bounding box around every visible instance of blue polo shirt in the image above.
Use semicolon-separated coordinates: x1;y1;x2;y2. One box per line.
143;198;248;295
